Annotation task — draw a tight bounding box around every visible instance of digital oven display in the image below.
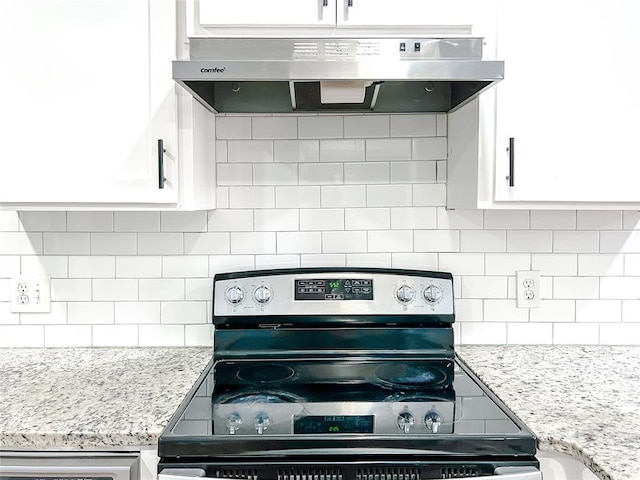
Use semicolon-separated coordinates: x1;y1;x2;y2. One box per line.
294;415;374;434
294;278;373;301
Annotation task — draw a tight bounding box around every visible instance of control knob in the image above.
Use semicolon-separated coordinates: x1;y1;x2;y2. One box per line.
253;285;273;304
396;411;415;434
254;413;271;434
225;286;245;305
226;413;242;435
423;284;443;304
424;410;442;433
395;284;415;304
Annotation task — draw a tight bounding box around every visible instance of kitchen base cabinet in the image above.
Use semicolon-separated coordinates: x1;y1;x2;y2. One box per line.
448;0;640;209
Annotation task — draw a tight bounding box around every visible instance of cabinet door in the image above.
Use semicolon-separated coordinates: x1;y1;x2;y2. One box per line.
195;0;336;28
338;0;495;32
0;0;177;207
493;0;640;203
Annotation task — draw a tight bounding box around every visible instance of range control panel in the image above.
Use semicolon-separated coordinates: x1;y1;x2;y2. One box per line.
213;270;454;317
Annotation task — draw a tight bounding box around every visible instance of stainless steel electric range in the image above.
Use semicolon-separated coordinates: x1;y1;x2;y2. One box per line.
158;268;541;480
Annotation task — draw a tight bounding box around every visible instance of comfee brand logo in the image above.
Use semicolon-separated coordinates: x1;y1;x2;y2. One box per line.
201;67;226;73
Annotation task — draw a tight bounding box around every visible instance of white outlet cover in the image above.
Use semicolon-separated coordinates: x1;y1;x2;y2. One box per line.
10;275;51;313
516;270;540;308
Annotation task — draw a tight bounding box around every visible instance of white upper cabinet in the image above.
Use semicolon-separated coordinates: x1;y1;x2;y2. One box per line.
449;0;640;209
190;0;497;36
0;0;194;209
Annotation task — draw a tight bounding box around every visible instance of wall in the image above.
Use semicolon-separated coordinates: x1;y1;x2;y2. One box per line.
1;113;640;347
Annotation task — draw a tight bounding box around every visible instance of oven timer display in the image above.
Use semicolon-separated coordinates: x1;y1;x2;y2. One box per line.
294;279;374;301
294;415;374;434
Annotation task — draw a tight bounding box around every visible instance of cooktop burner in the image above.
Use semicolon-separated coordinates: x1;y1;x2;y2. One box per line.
374;363;448;389
236;364;296;383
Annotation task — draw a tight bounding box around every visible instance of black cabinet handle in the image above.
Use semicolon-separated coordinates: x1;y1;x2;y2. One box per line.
347;0;353;6
506;137;515;187
158;139;165;189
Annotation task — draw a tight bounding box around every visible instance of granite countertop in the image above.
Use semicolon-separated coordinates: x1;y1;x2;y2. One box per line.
0;348;212;449
457;345;640;480
1;347;637;480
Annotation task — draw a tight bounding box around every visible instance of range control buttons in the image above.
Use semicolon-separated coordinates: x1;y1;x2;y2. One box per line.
395;284;416;304
225;286;245;305
423;284;443;304
253;285;273;304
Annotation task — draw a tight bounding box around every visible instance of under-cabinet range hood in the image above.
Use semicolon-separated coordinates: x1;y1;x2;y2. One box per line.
172;37;503;114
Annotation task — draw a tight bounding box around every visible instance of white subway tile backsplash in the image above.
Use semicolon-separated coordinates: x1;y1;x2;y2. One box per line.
253;163;298;185
20;302;67;325
184;232;229;255
161;301;207;324
346;253;392;267
622;211;640;230
51;279;92;301
69;256;115;278
411;137;447;160
439;253;484;276
138;233;183;255
323;231;367;253
344;163;388;184
252;116;297;139
531;254;577;276
0;325;44;347
390;161;437;184
209;210;253;232
19;212;67;232
275;140;320;163
507;323;553;344
507;231;552;253
301;254;346;267
436;114;447;137
139;279;185;301
161;212;207;232
254;209;299;232
460;230;506;253
322;185;367;208
229;186;276;209
116;256;162;278
367;185;412;207
45;325;91;347
577;211;622;230
530;300;575;322
139;324;184;346
277;232;322;254
484;299;528;322
216;116;251;139
320;139;365;162
485;253;530;275
460;322;507;345
300;209;345;231
209;255;255;275
390;114;437;137
484;210;529;230
600;276;640;299
299;116;344;139
0;256;20;277
68;302;114;324
0;211;19;231
368;231;412;253
228;140;273;163
93;279;138;301
553;231;599;253
461;276;508;299
412;184;446;206
44;233;90;255
454;299;483;322
0;280;10;301
255;255;301;269
276;186;321;208
92;325;138;346
390;207;436;230
344;115;389;138
553;323;599;344
578;254;624;276
300;163;344;185
437;209;483;230
115;302;161;324
414;230;459;253
114;212;160;232
365;139;411;161
217;164;253;185
345;208;390;231
216;141;228;163
163;256;208;278
230;232;276;254
2;232;44;254
436;161;446;183
92;233;137;255
185;324;214;346
622;300;640;322
600;231;640;253
576;299;621;322
530;210;576;230
600;323;640;345
21;256;68;277
553;277;599;299
391;253;438;271
186;278;213;301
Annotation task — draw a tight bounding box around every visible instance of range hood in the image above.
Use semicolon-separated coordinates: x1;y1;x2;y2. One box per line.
172;37;503;114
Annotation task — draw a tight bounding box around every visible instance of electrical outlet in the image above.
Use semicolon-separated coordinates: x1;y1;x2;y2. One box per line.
10;275;51;313
516;270;540;308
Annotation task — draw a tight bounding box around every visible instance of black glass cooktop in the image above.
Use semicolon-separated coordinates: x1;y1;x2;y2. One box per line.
159;356;537;459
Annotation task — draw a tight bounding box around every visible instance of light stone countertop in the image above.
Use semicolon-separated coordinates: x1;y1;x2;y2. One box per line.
457;345;639;480
1;346;636;480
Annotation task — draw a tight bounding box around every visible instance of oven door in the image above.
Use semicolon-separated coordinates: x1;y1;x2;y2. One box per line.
159;465;542;480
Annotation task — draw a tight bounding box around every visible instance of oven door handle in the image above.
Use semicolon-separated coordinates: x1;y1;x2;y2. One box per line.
494;466;542;479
